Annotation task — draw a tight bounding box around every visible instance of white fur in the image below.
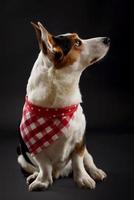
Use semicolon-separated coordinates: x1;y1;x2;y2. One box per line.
27;51;82;108
18;34;109;191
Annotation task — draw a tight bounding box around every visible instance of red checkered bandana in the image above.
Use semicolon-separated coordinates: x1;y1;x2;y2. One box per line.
20;98;78;156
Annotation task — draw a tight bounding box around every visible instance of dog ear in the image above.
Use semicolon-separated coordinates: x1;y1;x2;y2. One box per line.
31;22;42;48
31;22;64;62
31;21;54;54
37;22;54;52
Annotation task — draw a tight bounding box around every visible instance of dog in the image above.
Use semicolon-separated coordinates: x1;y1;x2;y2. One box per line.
17;21;110;191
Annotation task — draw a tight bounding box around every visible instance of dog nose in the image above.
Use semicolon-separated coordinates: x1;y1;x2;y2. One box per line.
102;37;110;46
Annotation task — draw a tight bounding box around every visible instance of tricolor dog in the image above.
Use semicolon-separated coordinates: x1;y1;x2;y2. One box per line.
17;21;110;191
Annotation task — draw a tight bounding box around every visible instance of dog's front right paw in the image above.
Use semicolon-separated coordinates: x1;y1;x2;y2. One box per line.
74;171;96;189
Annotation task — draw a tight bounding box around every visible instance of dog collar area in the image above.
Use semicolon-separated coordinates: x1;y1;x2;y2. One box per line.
20;98;79;155
24;97;79;119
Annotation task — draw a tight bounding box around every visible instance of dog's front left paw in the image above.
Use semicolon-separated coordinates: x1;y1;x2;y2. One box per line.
74;171;96;189
26;171;38;185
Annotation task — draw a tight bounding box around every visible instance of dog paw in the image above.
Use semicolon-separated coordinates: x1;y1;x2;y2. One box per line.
74;172;96;189
26;172;38;185
90;168;107;181
28;180;50;191
28;175;53;191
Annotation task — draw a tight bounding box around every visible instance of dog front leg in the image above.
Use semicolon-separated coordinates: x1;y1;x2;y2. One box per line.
84;148;107;181
28;156;53;191
72;143;96;189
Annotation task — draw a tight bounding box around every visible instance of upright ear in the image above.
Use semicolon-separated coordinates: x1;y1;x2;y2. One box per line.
31;22;41;47
31;21;63;62
31;21;54;53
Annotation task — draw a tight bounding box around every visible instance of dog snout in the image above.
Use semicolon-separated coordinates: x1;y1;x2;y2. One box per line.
102;37;110;46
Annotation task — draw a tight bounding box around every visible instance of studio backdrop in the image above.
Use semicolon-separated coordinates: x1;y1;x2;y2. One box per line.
0;0;133;134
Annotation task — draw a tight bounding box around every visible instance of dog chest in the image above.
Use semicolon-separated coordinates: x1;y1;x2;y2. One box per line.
41;105;86;166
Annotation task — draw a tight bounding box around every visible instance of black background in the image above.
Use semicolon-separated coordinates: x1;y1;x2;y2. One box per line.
0;0;133;132
0;0;134;200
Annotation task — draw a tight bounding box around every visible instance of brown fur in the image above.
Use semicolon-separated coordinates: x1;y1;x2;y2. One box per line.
52;34;83;69
31;22;83;69
31;21;53;54
74;136;85;156
54;48;81;69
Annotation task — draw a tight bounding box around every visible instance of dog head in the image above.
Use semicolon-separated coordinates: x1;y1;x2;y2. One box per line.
31;22;110;71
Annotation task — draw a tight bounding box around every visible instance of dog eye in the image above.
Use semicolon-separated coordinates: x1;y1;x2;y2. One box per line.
75;39;82;47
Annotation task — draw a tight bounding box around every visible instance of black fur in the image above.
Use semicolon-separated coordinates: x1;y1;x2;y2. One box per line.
54;51;63;62
53;35;72;56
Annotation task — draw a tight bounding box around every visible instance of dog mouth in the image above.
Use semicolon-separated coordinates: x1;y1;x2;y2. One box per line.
90;57;99;64
90;45;110;65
